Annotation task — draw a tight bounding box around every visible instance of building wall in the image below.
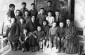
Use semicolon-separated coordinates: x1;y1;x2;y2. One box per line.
0;0;34;34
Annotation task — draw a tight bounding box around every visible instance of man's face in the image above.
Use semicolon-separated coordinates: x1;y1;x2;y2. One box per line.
16;11;20;16
55;12;59;16
31;5;35;9
10;6;15;11
22;4;26;8
37;27;41;31
47;2;52;6
66;19;70;25
59;22;64;27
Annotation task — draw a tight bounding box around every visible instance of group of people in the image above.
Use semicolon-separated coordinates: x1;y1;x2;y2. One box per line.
3;1;79;54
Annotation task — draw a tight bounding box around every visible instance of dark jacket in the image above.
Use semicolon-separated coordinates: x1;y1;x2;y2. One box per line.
8;23;20;42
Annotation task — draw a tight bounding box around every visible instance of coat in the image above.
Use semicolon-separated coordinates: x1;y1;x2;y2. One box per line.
30;9;38;17
8;23;20;42
25;21;38;32
64;24;79;54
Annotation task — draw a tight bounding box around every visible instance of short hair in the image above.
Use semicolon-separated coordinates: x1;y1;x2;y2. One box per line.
47;10;52;13
9;4;15;8
55;9;60;13
16;9;20;12
22;2;26;5
40;8;44;10
47;1;52;4
31;3;35;5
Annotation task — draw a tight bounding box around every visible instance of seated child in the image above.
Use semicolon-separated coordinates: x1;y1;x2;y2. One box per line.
33;26;45;51
49;22;58;48
19;29;29;52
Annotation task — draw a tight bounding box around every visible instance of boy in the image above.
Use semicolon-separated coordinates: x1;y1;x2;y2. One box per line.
30;3;38;17
49;22;58;48
19;29;28;52
46;10;54;27
57;22;65;52
7;4;15;20
8;18;20;51
37;8;46;26
33;26;45;51
20;2;29;17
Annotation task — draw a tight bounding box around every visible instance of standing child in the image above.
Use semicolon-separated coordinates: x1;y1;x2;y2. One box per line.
7;4;15;20
46;10;55;27
49;22;58;48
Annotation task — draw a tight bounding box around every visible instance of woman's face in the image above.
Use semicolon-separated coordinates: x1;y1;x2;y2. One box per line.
40;9;44;14
37;27;41;31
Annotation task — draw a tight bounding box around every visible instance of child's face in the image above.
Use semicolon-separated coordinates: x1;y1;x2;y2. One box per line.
59;22;64;27
25;11;29;16
16;11;20;16
47;2;52;6
20;19;24;23
31;16;35;22
43;21;47;26
48;12;52;16
66;19;70;25
23;29;27;34
40;9;44;14
52;23;56;27
37;27;41;31
11;18;15;23
55;12;59;16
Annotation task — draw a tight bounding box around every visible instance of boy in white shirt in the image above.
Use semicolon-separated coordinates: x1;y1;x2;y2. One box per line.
46;10;55;27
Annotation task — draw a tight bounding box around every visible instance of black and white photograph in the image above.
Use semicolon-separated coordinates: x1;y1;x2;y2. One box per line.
0;0;85;55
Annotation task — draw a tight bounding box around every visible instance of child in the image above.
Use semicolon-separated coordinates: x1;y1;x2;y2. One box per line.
57;22;65;52
8;18;20;51
37;8;46;26
49;22;58;48
7;4;15;20
30;3;38;17
24;10;31;24
33;26;45;51
46;10;54;27
20;2;29;17
19;29;29;52
15;10;22;23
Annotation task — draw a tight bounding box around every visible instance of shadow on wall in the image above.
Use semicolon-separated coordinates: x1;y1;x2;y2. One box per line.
0;0;34;34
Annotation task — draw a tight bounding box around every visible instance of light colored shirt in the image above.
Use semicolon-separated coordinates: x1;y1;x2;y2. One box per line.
46;16;54;26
